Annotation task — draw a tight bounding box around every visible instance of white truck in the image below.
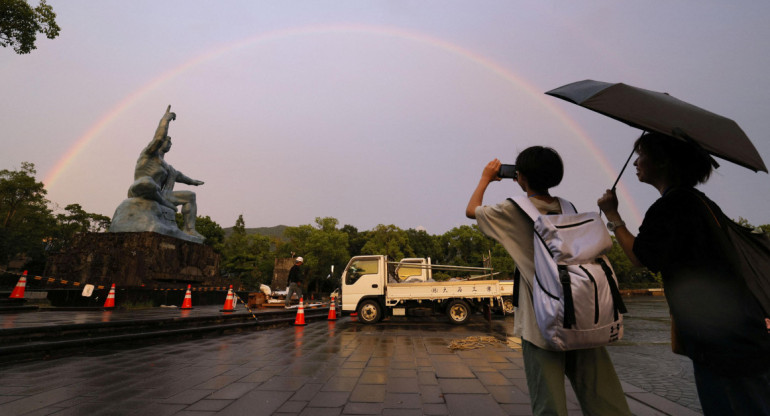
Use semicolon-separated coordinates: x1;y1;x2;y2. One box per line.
340;255;514;325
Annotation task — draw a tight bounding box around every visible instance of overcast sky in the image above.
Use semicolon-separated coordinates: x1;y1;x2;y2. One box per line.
3;1;770;235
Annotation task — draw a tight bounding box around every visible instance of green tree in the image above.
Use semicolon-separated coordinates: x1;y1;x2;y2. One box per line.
736;217;770;234
220;214;273;289
488;241;516;279
48;203;110;251
0;162;55;271
283;217;350;294
605;237;634;285
440;225;491;267
175;213;225;251
405;228;443;261
0;0;60;54
341;224;367;257
360;224;414;260
603;237;661;289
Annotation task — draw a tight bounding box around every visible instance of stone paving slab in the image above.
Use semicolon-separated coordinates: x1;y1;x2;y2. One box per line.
0;310;702;416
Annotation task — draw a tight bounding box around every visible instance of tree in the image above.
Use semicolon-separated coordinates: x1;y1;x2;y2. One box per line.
440;225;491;267
220;214;273;289
736;217;770;234
0;162;55;271
48;203;110;251
605;237;635;286
175;213;224;251
0;0;60;54
405;228;443;261
283;217;350;294
341;224;367;257
488;242;516;279
360;224;414;260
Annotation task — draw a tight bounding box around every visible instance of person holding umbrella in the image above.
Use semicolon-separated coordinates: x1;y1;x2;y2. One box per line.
597;132;770;415
467;146;631;416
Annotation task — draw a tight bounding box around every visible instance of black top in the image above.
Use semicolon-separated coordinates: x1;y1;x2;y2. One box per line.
633;187;770;376
288;264;303;284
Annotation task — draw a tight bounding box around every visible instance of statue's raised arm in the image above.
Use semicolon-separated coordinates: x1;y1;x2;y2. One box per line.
143;105;177;155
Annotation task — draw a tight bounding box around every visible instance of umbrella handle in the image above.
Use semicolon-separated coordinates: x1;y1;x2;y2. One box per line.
611;133;644;192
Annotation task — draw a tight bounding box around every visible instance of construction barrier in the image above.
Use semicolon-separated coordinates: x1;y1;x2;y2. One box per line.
327;295;337;321
103;284;116;309
9;271;28;299
180;285;193;310
294;297;306;326
220;285;235;312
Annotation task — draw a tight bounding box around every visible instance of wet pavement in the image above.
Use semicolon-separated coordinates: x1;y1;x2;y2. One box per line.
0;297;702;415
606;297;701;414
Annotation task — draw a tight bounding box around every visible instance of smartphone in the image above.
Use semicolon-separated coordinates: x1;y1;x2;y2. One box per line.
498;164;517;179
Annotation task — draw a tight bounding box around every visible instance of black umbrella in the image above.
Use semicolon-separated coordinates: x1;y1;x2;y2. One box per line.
546;80;767;188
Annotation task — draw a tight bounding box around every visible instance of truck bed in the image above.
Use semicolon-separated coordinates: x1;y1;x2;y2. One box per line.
385;279;503;301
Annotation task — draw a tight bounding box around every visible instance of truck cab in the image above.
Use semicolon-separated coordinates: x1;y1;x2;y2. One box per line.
341;255;386;315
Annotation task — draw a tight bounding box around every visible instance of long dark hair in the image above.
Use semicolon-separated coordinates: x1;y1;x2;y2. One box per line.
635;132;714;187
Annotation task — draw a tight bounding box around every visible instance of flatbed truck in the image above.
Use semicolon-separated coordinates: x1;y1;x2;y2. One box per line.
340;255;513;324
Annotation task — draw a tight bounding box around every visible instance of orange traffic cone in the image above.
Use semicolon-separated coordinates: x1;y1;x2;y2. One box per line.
181;284;193;310
294;297;306;326
327;295;337;321
220;285;234;312
103;284;116;309
9;271;28;299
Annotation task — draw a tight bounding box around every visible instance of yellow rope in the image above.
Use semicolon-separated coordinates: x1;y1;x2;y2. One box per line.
448;335;523;351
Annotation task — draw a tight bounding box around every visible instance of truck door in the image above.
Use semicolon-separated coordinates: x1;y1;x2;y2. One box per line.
341;256;385;311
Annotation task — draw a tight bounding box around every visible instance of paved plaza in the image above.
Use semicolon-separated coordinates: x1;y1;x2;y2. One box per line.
0;297;702;415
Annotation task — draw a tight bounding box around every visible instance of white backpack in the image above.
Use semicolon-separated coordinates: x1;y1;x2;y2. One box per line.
511;196;627;351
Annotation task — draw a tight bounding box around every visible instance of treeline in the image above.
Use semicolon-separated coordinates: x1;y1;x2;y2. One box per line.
4;162;768;292
0;163;111;272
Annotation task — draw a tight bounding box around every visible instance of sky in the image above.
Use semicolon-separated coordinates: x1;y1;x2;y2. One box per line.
2;1;770;235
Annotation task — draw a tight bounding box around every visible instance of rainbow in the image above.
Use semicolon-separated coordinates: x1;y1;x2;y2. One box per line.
42;23;643;224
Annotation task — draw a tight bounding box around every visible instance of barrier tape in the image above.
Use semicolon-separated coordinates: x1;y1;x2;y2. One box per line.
3;270;232;292
232;293;259;323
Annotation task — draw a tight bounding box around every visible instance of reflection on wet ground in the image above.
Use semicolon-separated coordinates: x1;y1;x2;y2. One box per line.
0;297;702;415
607;296;700;413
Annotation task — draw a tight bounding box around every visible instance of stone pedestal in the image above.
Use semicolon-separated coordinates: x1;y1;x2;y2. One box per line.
44;232;223;287
110;198;203;244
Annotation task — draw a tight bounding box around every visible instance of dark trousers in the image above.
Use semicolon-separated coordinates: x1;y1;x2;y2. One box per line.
285;282;303;306
694;362;770;415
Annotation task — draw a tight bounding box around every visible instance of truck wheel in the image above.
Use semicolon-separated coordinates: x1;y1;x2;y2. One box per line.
357;300;382;324
502;297;515;315
446;299;471;325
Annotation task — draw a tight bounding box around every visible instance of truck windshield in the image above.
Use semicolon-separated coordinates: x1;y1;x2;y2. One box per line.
346;259;379;285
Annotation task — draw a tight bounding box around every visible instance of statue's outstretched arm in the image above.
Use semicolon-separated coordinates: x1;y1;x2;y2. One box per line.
174;170;204;186
143;105;176;154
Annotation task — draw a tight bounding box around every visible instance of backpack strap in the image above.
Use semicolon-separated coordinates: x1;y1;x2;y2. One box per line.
556;197;577;215
597;257;628;318
510;196;578;328
559;266;576;328
512;267;521;307
510;195;540;221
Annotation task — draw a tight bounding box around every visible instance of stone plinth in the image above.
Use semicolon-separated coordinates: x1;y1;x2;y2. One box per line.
44;232;223;287
110;198;204;244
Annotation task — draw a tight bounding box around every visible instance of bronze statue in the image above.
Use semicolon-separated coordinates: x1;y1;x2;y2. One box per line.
110;106;205;243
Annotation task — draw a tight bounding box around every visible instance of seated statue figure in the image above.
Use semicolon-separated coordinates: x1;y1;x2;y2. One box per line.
110;105;205;243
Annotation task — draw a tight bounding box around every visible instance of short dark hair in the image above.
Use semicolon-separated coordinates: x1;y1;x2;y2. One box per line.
635;132;713;187
515;146;563;191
